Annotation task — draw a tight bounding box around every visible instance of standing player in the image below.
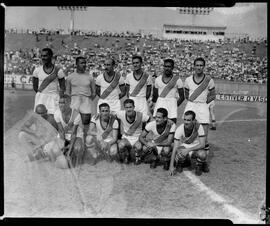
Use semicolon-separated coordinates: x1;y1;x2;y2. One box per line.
169;110;208;176
85;103;119;163
183;57;216;156
139;108;175;170
152;59;185;124
125;55;152;115
209;100;216;130
66;56;96;143
32;48;66;117
11;74;16;93
117;99;150;164
95;58;126;113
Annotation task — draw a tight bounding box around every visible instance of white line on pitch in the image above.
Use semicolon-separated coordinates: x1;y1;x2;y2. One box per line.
183;171;259;224
216;118;266;124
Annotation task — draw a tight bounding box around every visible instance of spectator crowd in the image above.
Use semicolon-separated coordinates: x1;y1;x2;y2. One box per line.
4;29;267;84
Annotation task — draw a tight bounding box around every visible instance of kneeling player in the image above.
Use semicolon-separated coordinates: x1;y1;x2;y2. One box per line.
116;99;150;164
85;103;119;163
54;94;85;168
139;108;175;170
169;110;209;176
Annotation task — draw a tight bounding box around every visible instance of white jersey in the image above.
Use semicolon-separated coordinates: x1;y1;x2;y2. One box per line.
174;123;205;147
54;109;82;140
32;65;65;94
125;71;152;98
155;75;183;99
95;72;125;101
184;75;215;103
90;114;119;143
117;110;149;139
145;120;176;140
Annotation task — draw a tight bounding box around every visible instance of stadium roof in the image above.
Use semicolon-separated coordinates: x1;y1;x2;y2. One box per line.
163;24;227;30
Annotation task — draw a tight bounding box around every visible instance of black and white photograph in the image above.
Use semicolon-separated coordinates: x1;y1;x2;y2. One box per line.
3;3;268;223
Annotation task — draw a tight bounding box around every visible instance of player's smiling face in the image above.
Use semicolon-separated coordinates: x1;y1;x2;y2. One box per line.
155;112;166;125
41;51;52;65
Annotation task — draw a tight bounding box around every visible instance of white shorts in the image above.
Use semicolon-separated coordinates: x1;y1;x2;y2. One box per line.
122;135;139;146
130;96;150;115
183;101;210;124
153;97;177;119
71;95;92;114
34;92;59;115
97;99;121;114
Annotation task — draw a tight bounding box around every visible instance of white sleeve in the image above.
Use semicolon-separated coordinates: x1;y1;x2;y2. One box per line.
174;125;183;140
177;78;183;88
74;114;82;125
125;74;130;85
32;67;39;78
170;123;176;133
184;78;189;89
54;110;61;123
113;119;119;129
119;75;125;85
198;125;206;137
57;69;66;79
144;121;153;132
90;115;96;124
209;79;215;90
142;113;150;122
95;75;101;86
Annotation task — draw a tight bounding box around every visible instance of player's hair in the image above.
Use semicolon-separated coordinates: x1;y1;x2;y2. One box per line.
99;102;110;110
105;57;116;66
184;110;196;120
157;108;168;118
76;56;86;65
164;58;174;68
132;55;143;63
194;57;206;66
123;98;135;107
42;48;53;56
35;104;47;114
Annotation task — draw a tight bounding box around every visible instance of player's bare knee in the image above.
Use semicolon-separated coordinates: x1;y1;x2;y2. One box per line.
196;150;207;161
134;141;142;151
73;139;83;154
109;144;118;156
163;147;171;156
85;135;95;146
118;139;127;150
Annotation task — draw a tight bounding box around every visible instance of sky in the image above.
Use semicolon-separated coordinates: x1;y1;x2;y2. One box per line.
4;3;267;38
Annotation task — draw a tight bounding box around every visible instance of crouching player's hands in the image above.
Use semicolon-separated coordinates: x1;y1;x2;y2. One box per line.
169;166;176;176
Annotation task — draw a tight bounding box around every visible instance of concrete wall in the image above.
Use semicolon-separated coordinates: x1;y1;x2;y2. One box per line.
215;79;267;97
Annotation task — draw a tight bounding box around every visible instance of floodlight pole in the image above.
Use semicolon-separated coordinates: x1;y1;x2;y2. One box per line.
57;6;87;34
178;7;214;25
